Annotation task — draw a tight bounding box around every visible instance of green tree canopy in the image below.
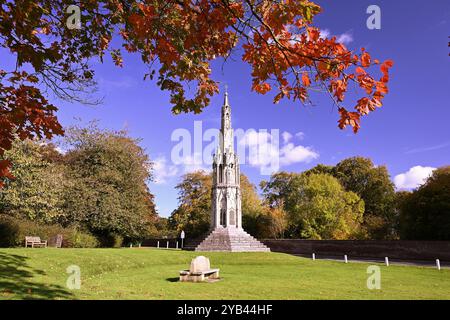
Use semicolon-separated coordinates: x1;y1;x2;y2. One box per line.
333;157;396;239
261;172;364;239
255;205;288;239
399;166;450;240
0;139;66;223
306;157;396;239
169;170;212;239
61;124;157;241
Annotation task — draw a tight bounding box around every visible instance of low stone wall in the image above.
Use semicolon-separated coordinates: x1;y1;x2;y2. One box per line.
261;239;450;262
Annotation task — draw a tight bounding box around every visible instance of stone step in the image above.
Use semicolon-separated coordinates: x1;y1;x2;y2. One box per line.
197;244;268;249
196;245;269;249
196;244;269;249
201;240;259;243
196;244;268;248
194;227;270;252
200;240;262;244
195;248;270;252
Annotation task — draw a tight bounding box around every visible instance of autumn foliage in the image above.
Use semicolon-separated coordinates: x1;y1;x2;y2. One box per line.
0;0;393;181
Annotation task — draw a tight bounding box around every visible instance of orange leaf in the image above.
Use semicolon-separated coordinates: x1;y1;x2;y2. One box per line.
355;67;366;74
253;82;271;94
302;73;311;87
361;52;371;67
384;60;394;68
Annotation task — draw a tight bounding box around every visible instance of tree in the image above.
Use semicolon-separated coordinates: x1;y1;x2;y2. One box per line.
256;205;288;239
0;0;393;180
0;138;66;222
240;174;267;237
399;166;450;240
260;171;297;209
169;170;212;238
147;216;177;238
261;172;364;239
303;164;334;176
332;157;396;239
169;170;265;238
61;123;157;241
393;190;411;238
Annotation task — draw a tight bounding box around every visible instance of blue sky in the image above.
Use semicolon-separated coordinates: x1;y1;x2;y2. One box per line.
9;0;450;217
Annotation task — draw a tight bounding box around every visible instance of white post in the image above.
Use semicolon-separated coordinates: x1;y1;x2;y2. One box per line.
176;241;179;249
130;243;132;248
157;241;159;248
166;241;169;249
138;243;141;248
344;255;348;263
385;257;389;267
180;230;185;249
436;259;441;271
312;253;316;261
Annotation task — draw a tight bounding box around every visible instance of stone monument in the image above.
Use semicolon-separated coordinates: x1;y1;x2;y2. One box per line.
195;91;270;252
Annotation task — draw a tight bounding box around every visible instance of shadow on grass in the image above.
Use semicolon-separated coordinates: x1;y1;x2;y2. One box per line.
166;277;179;282
0;252;73;299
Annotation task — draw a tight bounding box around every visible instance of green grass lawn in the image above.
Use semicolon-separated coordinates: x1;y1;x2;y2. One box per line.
0;248;449;300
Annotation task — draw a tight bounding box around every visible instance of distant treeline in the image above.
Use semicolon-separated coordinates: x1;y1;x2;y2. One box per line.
169;160;450;241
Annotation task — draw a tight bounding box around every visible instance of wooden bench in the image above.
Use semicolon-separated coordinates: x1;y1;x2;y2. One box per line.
48;234;63;248
25;236;47;248
179;268;220;282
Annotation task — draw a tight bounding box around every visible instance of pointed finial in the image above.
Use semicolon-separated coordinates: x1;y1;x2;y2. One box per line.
224;84;229;106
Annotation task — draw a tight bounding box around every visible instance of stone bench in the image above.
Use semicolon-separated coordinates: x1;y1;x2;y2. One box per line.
179;256;220;282
179;268;220;282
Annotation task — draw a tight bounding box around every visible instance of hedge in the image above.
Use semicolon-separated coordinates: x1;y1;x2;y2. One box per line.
0;215;99;248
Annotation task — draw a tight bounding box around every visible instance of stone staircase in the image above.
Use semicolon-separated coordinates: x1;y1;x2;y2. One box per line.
195;227;270;252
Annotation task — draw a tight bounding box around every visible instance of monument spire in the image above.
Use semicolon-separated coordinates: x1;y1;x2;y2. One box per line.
194;88;270;252
220;89;233;154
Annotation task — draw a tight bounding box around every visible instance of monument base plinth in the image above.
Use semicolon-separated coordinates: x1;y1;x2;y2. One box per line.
195;227;270;252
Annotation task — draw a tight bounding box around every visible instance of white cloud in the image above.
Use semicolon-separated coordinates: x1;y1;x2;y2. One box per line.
282;131;293;144
336;32;353;44
152;156;178;184
280;143;318;166
242;131;272;147
319;29;331;39
319;29;353;44
178;152;210;174
152;152;211;184
238;130;319;174
295;132;305;140
238;131;276;169
394;166;436;190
